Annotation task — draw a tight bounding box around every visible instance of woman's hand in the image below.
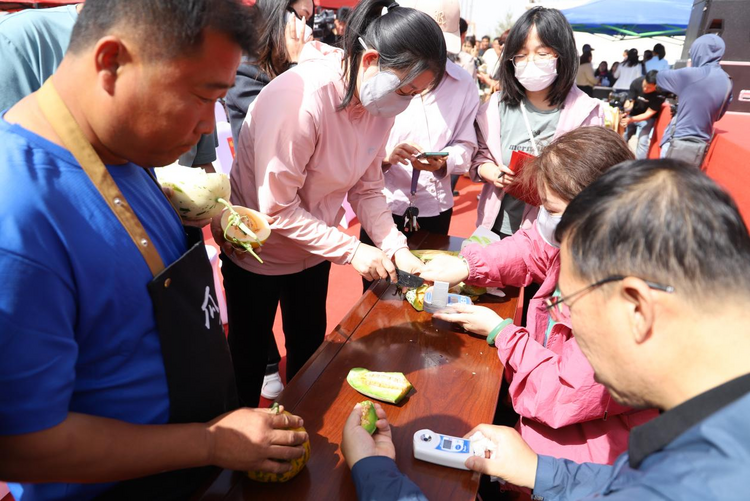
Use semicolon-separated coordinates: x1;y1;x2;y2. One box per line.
411;154;446;173
341;402;395;469
285;15;311;63
385;143;421;166
393;248;424;276
478;163;515;189
352;243;398;282
211;211;276;259
462;425;538;490
419;255;470;287
432;304;503;337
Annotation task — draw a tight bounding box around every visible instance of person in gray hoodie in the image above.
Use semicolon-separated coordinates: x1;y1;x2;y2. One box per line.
657;34;732;162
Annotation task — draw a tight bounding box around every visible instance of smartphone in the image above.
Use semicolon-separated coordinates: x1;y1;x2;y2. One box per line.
416;151;449;159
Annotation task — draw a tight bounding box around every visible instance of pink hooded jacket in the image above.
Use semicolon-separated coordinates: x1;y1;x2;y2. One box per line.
470;86;605;230
462;223;658;464
229;42;408;275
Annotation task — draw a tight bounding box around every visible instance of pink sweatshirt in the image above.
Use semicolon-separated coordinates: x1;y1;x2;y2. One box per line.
462;224;658;464
229;42;408;275
470;86;605;230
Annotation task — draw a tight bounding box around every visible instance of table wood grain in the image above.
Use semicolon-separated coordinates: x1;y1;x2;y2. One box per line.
194;232;520;501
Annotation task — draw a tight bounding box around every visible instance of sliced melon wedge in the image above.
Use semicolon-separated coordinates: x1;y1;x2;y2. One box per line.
347;368;413;404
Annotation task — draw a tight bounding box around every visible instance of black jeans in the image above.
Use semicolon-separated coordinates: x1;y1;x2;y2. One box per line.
359;208;453;292
221;256;331;407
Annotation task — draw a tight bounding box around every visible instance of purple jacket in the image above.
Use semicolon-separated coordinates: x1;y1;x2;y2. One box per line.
470;87;605;230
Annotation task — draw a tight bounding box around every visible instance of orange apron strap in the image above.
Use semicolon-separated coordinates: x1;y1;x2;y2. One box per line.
36;80;165;276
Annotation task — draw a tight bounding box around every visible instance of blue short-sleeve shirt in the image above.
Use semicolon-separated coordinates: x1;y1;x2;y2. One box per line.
0;116;188;501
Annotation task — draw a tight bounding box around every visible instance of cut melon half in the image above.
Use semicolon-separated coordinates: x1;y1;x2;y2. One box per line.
218;201;271;264
347;368;413;404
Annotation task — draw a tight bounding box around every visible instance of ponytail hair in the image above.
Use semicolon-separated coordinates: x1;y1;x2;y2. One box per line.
339;0;447;109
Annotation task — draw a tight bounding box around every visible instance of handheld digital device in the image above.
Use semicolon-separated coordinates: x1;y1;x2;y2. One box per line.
413;429;472;470
416;151;449;159
423;281;473;314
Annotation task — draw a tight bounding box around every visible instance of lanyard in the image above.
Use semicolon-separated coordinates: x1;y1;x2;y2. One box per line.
36;80;165;276
519;101;540;156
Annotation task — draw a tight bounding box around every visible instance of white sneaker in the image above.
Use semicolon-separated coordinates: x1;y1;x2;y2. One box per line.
261;372;284;400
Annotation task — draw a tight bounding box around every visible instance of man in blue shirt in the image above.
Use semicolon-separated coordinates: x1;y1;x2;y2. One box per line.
0;1;307;500
0;2;218;172
344;160;750;500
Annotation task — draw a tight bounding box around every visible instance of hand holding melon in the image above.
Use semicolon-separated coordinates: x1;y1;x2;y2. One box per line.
206;406;308;476
155;165;272;263
247;403;311;483
341;401;396;469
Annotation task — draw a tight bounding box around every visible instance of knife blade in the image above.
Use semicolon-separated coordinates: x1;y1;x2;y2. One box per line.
394;268;425;289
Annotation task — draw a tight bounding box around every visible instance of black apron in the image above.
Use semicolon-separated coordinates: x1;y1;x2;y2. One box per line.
37;81;239;500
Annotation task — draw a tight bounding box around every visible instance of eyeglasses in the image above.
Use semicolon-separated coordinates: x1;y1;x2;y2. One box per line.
510;52;557;68
544;275;675;323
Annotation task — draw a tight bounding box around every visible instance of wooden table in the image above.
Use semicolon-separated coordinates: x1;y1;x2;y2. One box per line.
194;231;520;501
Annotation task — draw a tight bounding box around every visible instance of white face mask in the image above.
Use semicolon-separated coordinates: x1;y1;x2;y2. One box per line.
536;206;562;248
515;58;558;92
358;38;412;117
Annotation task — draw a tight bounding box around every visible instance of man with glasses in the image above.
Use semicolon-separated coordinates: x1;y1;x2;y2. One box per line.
461;159;750;498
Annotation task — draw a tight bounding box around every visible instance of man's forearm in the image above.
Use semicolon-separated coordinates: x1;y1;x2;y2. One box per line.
630;109;657;123
0;412;210;483
533;455;614;501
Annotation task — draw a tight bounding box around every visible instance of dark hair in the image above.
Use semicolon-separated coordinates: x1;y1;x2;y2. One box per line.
645;69;658;84
611;61;619;72
521;126;633;203
482;35;491;41
338;6;352;23
254;0;299;79
580;51;592;65
69;0;257;59
624;48;639;67
459;17;468;36
499;29;510;45
499;7;578;108
644;49;653;61
493;36;502;45
556;159;750;300
653;43;666;60
465;35;476;47
340;0;446;109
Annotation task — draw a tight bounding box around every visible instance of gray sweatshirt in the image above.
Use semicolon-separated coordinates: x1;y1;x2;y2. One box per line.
656;34;732;145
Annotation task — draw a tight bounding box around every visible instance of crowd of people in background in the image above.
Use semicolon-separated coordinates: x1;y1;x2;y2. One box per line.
0;0;742;500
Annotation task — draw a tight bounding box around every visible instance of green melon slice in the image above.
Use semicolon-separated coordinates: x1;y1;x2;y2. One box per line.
347;368;413;404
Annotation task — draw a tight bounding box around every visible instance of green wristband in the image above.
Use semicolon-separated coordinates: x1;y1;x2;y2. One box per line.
487;318;513;346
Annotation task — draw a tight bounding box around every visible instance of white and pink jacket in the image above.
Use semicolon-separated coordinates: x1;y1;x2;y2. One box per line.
470;86;605;230
229;42;408;275
462;226;658;464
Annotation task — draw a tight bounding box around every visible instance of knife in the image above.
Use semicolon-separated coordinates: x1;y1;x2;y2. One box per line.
393;268;425;289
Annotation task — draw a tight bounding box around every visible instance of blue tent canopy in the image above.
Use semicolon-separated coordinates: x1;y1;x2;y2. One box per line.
561;0;693;38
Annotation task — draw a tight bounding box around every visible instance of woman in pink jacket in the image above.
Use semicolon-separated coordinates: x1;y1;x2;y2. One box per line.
213;0;447;407
421;127;658;467
472;7;604;238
